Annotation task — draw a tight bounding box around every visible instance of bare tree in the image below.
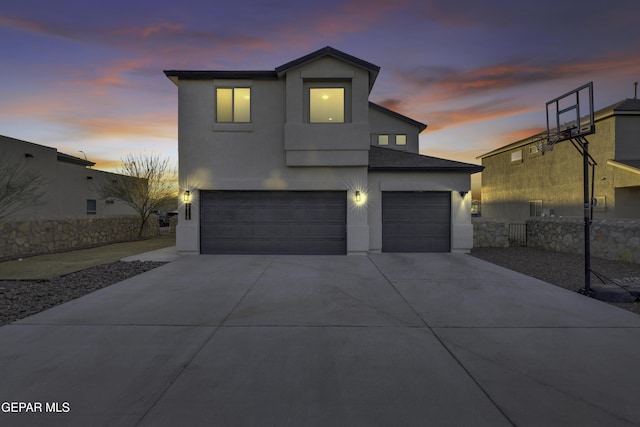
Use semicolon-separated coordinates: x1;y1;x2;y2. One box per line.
0;157;46;219
98;154;177;237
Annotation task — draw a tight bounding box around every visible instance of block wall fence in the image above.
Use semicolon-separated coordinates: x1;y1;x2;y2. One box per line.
473;217;640;264
0;216;160;261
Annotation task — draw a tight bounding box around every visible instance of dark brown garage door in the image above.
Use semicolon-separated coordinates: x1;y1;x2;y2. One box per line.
200;191;346;254
382;191;451;252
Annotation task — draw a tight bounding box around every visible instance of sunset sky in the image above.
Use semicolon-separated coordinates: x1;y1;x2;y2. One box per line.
1;0;639;178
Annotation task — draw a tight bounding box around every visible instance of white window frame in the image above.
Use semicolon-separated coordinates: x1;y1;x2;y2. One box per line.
511;150;523;163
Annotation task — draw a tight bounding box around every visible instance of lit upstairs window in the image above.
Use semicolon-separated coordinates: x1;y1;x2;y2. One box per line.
216;87;251;123
310;88;344;123
395;135;406;145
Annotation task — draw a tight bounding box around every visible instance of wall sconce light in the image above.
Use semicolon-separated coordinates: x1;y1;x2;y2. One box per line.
183;190;192;220
458;191;468;198
355;191;361;203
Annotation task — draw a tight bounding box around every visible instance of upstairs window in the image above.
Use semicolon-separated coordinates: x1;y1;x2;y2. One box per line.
395;135;407;146
378;135;389;145
216;87;251;123
511;150;523;163
309;88;344;123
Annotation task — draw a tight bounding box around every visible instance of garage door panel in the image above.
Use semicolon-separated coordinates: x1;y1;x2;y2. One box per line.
200;191;346;255
382;191;451;253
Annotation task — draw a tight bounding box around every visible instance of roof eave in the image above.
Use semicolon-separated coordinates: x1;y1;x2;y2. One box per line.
607;159;640;174
275;46;380;92
163;70;278;85
57;153;95;167
369;166;484;174
369;102;427;133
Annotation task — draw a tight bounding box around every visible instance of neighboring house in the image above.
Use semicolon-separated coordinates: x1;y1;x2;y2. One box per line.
0;135;137;219
478;98;640;223
164;46;483;255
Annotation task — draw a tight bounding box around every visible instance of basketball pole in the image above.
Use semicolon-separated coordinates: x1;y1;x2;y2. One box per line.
546;81;595;297
581;136;591;295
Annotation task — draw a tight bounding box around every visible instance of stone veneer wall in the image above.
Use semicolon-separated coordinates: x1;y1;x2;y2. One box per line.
527;217;640;263
472;219;509;248
0;216;160;261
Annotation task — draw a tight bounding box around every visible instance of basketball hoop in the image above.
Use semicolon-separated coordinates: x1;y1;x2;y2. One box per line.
533;134;560;153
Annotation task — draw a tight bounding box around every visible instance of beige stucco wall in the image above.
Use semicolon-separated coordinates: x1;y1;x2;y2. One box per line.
481;114;640;222
1;135;137;219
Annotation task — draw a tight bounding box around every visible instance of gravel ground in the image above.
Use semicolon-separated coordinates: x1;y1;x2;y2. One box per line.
1;249;639;326
0;261;166;326
471;247;640;315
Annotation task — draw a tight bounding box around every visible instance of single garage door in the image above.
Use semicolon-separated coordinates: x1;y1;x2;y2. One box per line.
382;191;451;252
200;191;346;255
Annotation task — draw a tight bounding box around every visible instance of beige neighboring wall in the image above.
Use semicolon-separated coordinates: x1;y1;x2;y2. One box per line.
479;103;640;223
1;135;137;219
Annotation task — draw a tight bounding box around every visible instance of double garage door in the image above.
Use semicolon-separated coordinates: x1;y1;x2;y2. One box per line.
200;191;347;255
199;190;451;254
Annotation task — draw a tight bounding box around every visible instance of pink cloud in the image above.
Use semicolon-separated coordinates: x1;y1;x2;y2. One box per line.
425;101;536;132
396;54;640;100
66;113;176;140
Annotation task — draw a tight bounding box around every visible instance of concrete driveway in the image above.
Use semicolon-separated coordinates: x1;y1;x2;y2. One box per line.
1;253;640;426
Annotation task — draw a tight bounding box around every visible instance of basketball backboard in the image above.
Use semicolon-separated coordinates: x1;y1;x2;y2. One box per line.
546;82;595;144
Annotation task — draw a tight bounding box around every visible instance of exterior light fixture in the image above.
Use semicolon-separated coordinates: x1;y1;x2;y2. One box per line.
183;190;192;220
355;191;361;202
458;191;468;198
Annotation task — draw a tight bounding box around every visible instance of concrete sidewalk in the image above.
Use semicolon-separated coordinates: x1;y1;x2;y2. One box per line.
1;253;639;426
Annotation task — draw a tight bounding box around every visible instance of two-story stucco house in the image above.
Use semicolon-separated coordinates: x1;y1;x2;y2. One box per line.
165;46;483;255
478;98;640;223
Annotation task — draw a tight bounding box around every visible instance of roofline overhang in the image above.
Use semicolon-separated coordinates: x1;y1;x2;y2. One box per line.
275;46;380;92
607;159;640;175
164;70;278;86
478;99;640;160
57;152;95;167
164;47;382;91
476;132;545;160
368;165;484;173
369;102;427;133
